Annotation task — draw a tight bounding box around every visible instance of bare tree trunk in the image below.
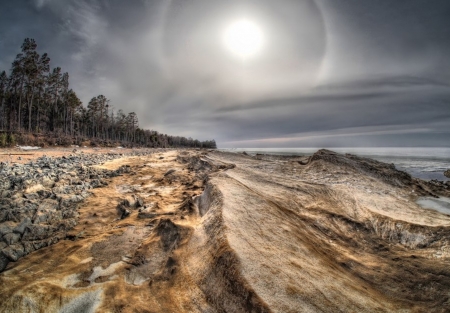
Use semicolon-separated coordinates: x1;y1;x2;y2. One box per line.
18;79;24;131
28;91;34;132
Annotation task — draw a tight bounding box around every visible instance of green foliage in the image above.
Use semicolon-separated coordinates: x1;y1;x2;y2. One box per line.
7;133;16;146
0;133;6;147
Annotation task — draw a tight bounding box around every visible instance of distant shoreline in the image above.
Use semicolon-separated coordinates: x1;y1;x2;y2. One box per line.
221;147;450;181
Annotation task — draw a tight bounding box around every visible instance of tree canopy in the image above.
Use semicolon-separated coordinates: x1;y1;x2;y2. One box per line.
0;38;217;149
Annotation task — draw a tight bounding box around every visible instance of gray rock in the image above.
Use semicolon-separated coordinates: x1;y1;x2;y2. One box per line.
41;176;55;188
164;169;176;176
0;221;17;236
445;169;450;178
0;252;8;271
14;218;32;235
23;192;39;200
0;180;11;190
38;199;59;212
137;212;157;219
117;204;131;219
2;244;25;261
22;224;56;241
0;242;7;250
22;242;35;255
3;233;21;245
135;196;144;208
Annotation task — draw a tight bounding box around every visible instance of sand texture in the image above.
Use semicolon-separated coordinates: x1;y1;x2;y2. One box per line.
1;149;450;312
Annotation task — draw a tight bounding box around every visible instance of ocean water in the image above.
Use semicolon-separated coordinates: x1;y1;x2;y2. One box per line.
221;147;450;181
417;197;450;215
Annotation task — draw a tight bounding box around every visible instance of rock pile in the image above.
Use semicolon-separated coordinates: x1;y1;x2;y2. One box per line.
0;150;154;272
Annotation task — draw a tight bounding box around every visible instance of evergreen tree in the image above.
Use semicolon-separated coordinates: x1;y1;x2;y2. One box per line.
0;38;217;149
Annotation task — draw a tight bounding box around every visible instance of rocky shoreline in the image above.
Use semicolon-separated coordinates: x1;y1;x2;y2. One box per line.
0;149;157;271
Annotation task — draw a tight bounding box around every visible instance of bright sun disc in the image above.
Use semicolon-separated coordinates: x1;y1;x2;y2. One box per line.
223;20;264;59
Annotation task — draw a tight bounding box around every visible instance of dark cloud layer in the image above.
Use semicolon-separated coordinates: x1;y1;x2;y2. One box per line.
1;0;449;147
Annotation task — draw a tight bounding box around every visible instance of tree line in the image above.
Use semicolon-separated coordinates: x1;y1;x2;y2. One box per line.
0;38;217;149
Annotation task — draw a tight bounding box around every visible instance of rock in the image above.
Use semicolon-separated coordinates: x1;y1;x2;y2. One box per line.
22;241;35;255
90;179;103;188
0;242;6;250
164;169;176;177
3;232;21;245
0;180;11;190
0;252;8;271
137;211;157;219
156;219;181;251
135;196;144;208
41;176;55;188
2;244;25;261
117;204;131;219
0;222;17;236
22;224;56;241
38;199;59;212
23;192;39;200
445;169;450;178
13;217;31;235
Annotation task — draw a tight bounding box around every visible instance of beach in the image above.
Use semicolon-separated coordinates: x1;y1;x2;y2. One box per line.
1;148;450;312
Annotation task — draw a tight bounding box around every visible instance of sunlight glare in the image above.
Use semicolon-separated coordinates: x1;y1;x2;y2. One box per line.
223;19;264;59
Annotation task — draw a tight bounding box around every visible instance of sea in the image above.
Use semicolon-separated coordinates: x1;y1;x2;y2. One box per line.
221;147;450;182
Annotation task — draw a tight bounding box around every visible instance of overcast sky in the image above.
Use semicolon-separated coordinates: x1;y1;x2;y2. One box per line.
1;0;449;147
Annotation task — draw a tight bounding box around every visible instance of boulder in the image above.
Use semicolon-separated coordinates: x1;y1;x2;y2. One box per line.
38;199;59;212
23;192;39;200
135;196;144;208
13;217;31;235
22;224;56;241
0;179;11;190
0;221;17;236
156;219;181;251
3;233;21;245
0;252;8;271
41;176;55;188
117;204;131;219
2;244;25;261
445;169;450;178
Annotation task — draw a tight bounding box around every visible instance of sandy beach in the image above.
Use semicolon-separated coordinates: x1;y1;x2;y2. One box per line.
1;148;450;312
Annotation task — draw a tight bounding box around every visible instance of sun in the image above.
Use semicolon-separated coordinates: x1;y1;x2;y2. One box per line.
223;19;264;59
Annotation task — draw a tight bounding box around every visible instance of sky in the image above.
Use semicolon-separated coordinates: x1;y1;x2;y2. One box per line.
1;0;449;148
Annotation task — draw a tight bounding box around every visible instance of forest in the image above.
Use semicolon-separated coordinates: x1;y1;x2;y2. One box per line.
0;38;217;149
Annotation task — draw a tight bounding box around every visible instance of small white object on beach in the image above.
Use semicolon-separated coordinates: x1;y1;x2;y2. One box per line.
18;146;41;151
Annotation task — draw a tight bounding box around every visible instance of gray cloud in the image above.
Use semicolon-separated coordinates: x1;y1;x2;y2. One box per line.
1;0;449;147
